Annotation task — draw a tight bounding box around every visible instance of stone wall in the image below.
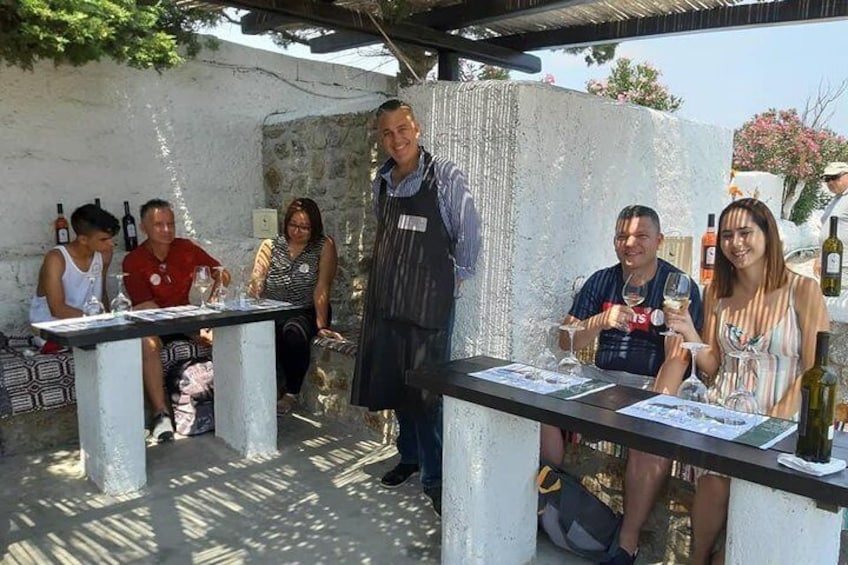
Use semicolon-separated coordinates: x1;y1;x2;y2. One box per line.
262;109;382;329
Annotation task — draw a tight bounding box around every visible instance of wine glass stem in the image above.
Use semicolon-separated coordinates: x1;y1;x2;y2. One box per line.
690;350;698;380
567;329;576;358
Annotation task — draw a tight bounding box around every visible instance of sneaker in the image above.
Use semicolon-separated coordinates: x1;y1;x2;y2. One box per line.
151;413;174;443
600;547;637;565
424;485;442;517
379;462;420;488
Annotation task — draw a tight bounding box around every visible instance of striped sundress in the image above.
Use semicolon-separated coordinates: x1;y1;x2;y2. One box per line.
712;276;802;418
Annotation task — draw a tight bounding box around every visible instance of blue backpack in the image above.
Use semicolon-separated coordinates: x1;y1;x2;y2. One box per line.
537;464;622;562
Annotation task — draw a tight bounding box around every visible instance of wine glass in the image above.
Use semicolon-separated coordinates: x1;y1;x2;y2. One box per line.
193;266;212;309
678;342;709;404
660;273;690;336
82;275;105;317
724;349;761;414
110;273;132;317
557;323;584;375
210;266;229;310
621;274;647;330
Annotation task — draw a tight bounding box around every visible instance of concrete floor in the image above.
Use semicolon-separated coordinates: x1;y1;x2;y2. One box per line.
0;411;589;564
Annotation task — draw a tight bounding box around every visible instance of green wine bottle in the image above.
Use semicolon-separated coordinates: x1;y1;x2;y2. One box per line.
796;331;837;463
821;216;843;297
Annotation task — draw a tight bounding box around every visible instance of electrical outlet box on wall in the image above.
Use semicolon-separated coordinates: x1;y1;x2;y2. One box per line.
252;208;279;239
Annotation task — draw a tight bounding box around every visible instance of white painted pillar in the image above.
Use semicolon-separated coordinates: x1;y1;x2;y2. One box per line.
727;478;843;564
73;339;145;494
213;321;277;457
442;396;539;565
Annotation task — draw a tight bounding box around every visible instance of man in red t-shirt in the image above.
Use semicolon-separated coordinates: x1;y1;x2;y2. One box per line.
123;199;229;442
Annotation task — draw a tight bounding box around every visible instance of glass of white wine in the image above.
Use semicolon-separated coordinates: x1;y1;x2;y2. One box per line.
193;266;212;309
660;272;690;336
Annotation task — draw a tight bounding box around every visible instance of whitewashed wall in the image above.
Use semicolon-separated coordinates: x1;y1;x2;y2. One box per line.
402;81;732;366
0;40;393;333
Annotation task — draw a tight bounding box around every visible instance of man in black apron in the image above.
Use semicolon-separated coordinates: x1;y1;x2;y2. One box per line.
351;100;481;516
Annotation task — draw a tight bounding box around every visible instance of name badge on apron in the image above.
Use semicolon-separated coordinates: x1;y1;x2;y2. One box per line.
397;214;428;232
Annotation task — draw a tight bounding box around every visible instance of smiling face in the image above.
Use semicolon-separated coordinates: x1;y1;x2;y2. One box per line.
614;215;663;274
377;107;421;172
825;172;848;195
719;208;767;271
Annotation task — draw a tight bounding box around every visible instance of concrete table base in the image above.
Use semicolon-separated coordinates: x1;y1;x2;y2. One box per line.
442;396;540;564
213;321;277;457
74;339;145;495
727;478;843;564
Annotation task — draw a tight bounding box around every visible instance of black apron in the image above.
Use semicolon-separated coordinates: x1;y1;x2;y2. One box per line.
351;150;455;410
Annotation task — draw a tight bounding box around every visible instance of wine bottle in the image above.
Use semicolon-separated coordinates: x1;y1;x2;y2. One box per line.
700;213;716;285
821;216;843;297
122;201;138;251
94;198;102;208
796;331;837;463
54;203;70;245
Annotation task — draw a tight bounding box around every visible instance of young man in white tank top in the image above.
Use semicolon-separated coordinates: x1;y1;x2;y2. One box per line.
30;204;119;327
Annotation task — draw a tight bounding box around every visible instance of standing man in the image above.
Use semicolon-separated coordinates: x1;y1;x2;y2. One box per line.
351;99;482;516
123;199;229;442
820;162;848;243
542;205;703;565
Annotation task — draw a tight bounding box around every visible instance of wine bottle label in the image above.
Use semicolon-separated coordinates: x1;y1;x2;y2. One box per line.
828;424;835;440
57;228;69;244
798;389;810;436
127;224;136;238
826;252;842;275
704;246;716;266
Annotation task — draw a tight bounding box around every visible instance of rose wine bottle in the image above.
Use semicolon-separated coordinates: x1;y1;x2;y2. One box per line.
699;213;716;285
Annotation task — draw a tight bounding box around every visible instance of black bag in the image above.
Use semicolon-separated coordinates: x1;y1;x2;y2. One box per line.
166;357;215;436
537;464;622;563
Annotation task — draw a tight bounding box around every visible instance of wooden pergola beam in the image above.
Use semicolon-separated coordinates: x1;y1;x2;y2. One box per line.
233;0;541;72
486;0;848;51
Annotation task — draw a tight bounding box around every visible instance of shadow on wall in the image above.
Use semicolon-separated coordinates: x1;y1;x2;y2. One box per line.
262;112;383;330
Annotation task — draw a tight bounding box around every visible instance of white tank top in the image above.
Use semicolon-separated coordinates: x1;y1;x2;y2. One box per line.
29;246;104;323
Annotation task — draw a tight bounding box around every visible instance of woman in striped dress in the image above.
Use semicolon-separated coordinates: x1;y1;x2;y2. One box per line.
250;198;341;414
665;198;828;564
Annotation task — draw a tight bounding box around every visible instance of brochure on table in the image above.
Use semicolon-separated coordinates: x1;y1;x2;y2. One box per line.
469;363;614;400
618;394;797;450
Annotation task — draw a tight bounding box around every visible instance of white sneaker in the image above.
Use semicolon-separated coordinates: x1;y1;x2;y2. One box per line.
151;413;174;443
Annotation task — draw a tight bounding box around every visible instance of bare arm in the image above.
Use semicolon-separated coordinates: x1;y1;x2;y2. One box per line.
314;237;341;338
770;275;830;419
665;289;722;382
653;334;690;394
38;251;83;319
101;250;112;309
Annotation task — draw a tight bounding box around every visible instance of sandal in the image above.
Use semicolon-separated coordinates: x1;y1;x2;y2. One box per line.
276;394;297;416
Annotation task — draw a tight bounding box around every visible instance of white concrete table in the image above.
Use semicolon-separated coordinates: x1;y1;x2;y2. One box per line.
35;304;298;494
409;356;848;565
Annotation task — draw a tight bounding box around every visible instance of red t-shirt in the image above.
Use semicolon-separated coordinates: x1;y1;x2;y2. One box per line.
122;238;220;308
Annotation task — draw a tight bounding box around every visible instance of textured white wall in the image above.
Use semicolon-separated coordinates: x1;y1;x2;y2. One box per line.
731;171;784;218
402;81;732;366
0;40;393;332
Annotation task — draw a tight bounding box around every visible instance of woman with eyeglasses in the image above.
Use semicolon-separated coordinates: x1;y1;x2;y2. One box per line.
250;197;342;415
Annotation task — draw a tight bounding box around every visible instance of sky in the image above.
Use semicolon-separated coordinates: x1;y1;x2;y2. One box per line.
210;14;848;136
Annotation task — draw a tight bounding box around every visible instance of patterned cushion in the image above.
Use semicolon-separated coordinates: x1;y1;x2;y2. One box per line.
0;338;211;418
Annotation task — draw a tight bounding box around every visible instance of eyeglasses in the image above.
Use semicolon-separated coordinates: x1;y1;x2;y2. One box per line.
288;223;312;232
823;173;847;182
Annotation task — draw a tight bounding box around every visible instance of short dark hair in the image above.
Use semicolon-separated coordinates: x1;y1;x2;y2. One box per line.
71;204;120;237
283;197;324;243
712;198;786;298
376;99;415;119
616;205;661;233
140;198;172;221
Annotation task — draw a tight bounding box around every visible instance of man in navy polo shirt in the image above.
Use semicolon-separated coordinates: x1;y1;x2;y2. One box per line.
542;205;703;564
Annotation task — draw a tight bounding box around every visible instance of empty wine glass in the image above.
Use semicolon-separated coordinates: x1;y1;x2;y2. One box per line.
193;266;212;309
678;342;709;404
82;275;105;317
724;349;761;414
110;273;132;317
660;272;690;336
558;323;584;375
210;266;229;310
622;274;648;309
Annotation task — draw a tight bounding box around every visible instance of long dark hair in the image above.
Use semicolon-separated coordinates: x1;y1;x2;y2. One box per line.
712;198;786;298
283;197;324;243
